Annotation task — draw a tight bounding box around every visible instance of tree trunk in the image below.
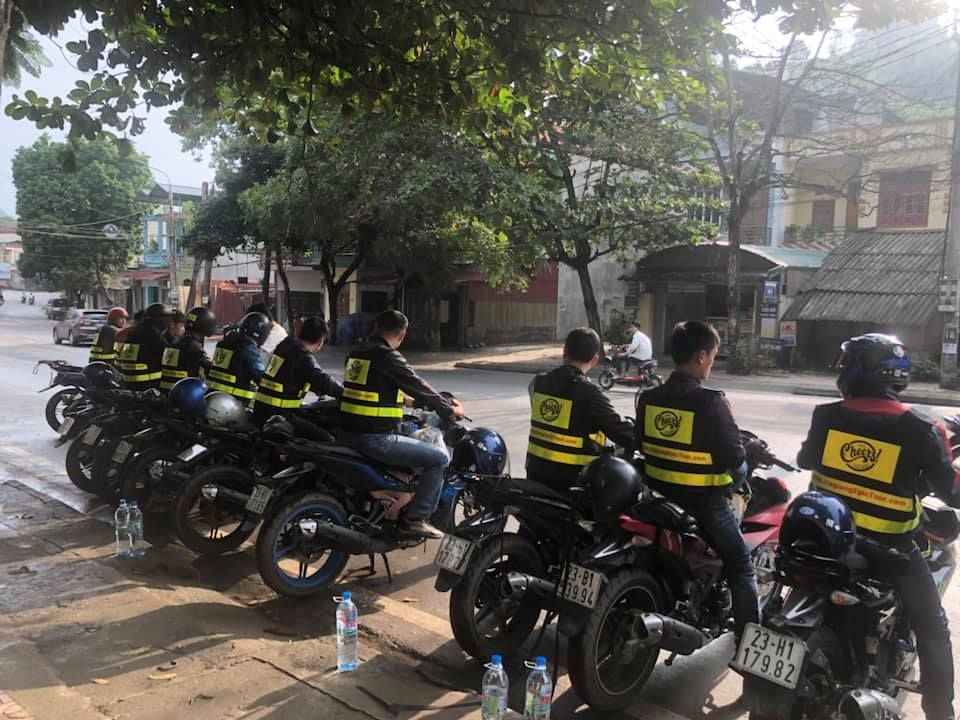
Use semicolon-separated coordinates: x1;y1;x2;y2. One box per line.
573;261;603;342
726;211;741;352
202;257;213;308
273;240;293;329
428;296;442;350
184;256;202;309
261;243;272;307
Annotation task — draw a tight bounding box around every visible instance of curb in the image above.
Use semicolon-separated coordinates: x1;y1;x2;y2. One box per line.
792;387;960;406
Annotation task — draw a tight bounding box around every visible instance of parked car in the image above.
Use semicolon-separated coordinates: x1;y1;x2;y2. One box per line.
53;309;108;346
44;297;72;321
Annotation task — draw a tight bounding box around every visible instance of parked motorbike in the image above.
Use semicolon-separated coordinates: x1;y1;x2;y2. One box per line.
597;347;663;392
35;359;87;431
735;494;959;720
561;431;794;711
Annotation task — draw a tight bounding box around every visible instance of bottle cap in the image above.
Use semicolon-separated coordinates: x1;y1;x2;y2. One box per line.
491;654;502;666
536;656;547;668
342;591;351;600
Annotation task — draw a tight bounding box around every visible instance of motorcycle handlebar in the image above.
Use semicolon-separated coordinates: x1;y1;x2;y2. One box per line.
771;456;798;472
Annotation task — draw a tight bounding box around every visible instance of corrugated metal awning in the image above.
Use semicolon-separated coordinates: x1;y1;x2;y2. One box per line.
783;290;938;325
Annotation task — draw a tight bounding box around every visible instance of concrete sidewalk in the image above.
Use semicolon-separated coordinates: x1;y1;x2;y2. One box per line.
0;478;519;720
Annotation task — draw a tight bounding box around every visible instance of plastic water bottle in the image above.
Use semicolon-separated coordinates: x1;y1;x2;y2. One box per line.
481;654;509;720
127;501;145;558
524;656;552;718
336;592;359;672
114;500;130;557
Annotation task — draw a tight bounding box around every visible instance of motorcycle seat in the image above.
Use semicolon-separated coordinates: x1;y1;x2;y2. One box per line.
631;497;699;535
289;440;418;474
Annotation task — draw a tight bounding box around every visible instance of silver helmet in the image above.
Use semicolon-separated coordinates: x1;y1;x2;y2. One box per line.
204;391;248;429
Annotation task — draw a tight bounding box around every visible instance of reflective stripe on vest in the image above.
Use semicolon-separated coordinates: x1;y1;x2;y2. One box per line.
206;379;255;399
340;400;403;418
253;392;302;408
90;350;116;361
122;371;163;383
526;390;599;467
812;470;920;534
644;465;733;487
527;442;596;466
642;442;714;465
340;356;403;419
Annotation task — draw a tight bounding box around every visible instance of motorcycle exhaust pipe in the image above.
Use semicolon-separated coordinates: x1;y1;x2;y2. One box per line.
839;689;904;720
504;572;557;601
201;484;250;506
297;518;391;555
637;614;708;655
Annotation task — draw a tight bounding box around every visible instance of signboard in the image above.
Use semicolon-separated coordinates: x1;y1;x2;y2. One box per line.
944;343;958;355
762;281;779;303
780;320;797;347
759;304;778;319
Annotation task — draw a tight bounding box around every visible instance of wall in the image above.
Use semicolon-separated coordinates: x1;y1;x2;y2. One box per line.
466;263;558;344
556;256;633;336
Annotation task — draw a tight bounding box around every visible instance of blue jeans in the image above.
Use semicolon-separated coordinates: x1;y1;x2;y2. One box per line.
339;431;450;521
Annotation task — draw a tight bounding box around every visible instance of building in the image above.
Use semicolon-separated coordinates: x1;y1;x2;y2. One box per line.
0;223;24;289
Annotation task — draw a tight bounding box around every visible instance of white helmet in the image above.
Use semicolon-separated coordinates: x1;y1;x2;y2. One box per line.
204;391;248;429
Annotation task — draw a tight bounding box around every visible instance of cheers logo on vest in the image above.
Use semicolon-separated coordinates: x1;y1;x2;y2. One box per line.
346;360;364;382
539;397;562;423
840;440;882;472
654;410;681;437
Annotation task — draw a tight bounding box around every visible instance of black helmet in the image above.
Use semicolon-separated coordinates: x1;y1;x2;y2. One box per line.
185;306;217;336
143;303;175;330
581;456;642;524
451;428;509;475
837;333;910;396
239;312;271;346
780;491;856;561
261;414;295;441
83;361;122;390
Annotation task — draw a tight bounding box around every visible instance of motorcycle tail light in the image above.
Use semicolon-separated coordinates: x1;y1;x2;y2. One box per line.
829;590;860;606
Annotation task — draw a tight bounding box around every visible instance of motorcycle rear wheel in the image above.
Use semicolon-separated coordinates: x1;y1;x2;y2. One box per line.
174;465;260;555
448;533;545;661
598;370;615;390
45;388;82;431
567;567;664;712
119;445;185;512
65;438;109;495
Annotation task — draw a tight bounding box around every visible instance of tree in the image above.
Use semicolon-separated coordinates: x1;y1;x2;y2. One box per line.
0;4;48;94
13;135;151;301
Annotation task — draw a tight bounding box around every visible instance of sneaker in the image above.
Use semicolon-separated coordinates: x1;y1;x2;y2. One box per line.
400;518;444;540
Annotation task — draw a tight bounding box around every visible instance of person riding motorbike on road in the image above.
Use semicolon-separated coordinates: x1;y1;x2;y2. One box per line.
160;306;216;392
797;333;960;720
116;303;174;391
615;320;653;376
337;310;465;540
527;327;634;493
206;311;269;402
635;320;756;639
253;316;343;438
89;307;128;364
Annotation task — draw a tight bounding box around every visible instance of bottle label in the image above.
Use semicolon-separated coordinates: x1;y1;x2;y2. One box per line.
525;689;551;718
337;620;358;640
482;694;506;718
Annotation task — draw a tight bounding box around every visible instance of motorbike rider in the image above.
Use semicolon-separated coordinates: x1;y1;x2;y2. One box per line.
206;311;269;402
116;303;174;391
163;310;186;343
527;327;634;493
253;316;343;436
20;291;25;304
635;320;756;638
615;320;653;376
798;333;960;720
115;309;142;347
89;307;129;364
160;306;216;392
247;302;288;355
337;309;465;539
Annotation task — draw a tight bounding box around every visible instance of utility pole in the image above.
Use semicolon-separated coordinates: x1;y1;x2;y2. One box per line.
939;22;960;384
166;183;178;310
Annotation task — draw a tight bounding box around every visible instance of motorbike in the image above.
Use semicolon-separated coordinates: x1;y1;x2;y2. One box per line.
35;359;88;431
28;295;34;305
21;294;25;304
942;414;960;458
596;347;663;392
560;431;795;711
735;496;959;720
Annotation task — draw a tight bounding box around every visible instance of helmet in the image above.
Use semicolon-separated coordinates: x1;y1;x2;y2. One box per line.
239;312;271;346
779;491;857;560
169;377;208;417
837;333;910;396
106;307;129;326
185;306;217;336
143;303;175;330
582;456;642;524
204;391;249;429
451;428;509;475
83;361;122;390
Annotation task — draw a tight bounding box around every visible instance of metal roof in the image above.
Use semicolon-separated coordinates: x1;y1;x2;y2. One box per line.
623;242;827;283
745;246;828;269
783;229;944;325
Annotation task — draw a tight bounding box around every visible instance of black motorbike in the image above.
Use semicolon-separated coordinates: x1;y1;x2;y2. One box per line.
35;359;88;431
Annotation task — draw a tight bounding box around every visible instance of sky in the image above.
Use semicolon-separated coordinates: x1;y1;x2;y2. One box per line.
0;20;212;218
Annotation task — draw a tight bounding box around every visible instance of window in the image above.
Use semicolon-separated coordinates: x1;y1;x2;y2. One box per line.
811;199;835;230
877;171;931;228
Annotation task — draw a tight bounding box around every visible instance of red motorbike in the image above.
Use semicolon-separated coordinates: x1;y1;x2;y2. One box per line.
563;431;795;711
597;346;663;391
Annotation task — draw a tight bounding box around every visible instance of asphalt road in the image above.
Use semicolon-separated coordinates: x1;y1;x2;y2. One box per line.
1;293;956;719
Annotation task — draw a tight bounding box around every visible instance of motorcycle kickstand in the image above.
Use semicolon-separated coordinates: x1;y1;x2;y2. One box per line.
362;554;393;584
664;652;678;667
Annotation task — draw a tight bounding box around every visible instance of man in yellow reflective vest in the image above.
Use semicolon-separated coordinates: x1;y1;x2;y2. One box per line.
799;334;960;720
636;320;754;638
338;310;465;539
206;312;269;402
116;303;173;391
526;327;634;492
89;307;128;364
160;306;216;392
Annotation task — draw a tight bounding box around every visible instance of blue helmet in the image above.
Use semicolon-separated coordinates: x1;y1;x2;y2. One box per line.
780;491;856;560
451;427;509;475
169;377;208;417
837;333;910;396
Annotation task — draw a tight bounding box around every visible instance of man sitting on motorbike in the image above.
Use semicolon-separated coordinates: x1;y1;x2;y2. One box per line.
337;310;465;539
206;312;269;402
116;303;174;391
615;320;653;376
90;306;128;365
160;306;216;392
253;315;343;437
798;334;960;720
527;327;634;493
635;320;756;638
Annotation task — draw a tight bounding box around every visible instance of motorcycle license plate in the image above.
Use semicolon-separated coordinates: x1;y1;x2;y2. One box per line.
245;484;273;514
561;563;603;609
81;424;102;445
731;623;805;690
177;443;208;463
58;417;75;437
112;440;133;465
434;534;474;574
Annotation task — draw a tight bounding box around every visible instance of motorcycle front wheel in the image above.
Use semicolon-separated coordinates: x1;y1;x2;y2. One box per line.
64;438;109;495
598;369;616;390
567;567;664;712
174;465;260;555
448;533;545;661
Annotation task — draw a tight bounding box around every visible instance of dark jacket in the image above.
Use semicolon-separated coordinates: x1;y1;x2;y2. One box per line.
526;364;634;491
636;371;744;494
160;334;211;391
798;396;960;542
339;336;453;434
253;336;343;420
89;324;119;364
116;323;168;391
207;331;265;401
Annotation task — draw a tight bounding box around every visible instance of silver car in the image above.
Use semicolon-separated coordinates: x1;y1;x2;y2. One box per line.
53;309;108;346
